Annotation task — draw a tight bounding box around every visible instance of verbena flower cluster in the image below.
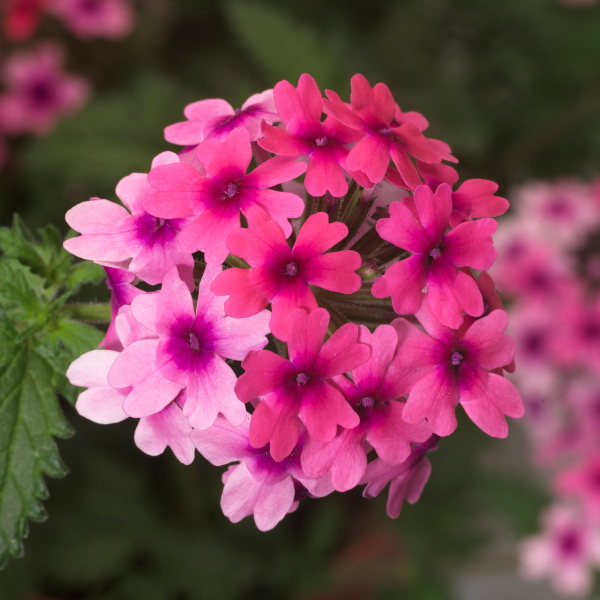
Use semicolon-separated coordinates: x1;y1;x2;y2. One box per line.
64;73;524;531
493;179;600;596
0;0;136;169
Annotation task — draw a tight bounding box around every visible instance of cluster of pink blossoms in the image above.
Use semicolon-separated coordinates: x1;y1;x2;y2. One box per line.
0;0;136;169
491;179;600;596
64;73;524;531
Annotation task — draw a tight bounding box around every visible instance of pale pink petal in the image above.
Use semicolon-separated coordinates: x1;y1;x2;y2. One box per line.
191;413;252;465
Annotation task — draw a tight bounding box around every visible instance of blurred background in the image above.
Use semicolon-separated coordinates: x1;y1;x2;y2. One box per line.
1;0;600;598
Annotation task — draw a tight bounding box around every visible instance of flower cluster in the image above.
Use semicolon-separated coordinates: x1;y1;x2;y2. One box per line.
64;73;523;531
492;178;600;596
0;0;136;169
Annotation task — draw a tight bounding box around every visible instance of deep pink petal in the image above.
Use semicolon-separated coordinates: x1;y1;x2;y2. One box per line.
195;127;252;180
387;457;432;518
413;183;452;243
376;200;431;254
270;278;318;342
304;147;348;198
257;123;313;156
314;322;371;379
236;350;297;401
286;307;328;371
244;155;307;189
345;133;391;184
301;251;362;294
211;268;270;318
293;212;349;261
443;218;498;270
239;188;304;238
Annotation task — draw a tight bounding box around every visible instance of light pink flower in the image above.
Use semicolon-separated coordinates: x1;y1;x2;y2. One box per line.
49;0;135;39
165;90;279;145
393;298;523;437
322;74;455;188
371;183;498;329
258;74;369;197
360;436;437;519
108;265;271;429
211;207;361;341
519;504;600;597
555;454;600;522
192;414;333;531
144;127;306;265
235;308;371;461
0;42;90;136
64;151;194;287
301;324;432;492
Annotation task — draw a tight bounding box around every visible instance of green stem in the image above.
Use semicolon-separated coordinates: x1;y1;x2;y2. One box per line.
63;303;111;322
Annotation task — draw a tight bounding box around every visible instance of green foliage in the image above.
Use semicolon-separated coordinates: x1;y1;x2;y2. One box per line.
0;217;107;568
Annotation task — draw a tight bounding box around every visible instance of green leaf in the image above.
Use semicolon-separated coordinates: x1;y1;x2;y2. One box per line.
0;310;73;568
224;0;349;90
0;264;41;316
64;262;105;292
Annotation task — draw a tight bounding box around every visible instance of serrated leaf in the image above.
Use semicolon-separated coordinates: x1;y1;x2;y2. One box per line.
224;0;349;91
0;216;47;277
0;264;41;315
0;315;73;567
65;262;105;292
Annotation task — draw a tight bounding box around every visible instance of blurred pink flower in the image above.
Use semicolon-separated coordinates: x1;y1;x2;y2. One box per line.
2;0;47;41
0;43;90;136
49;0;135;39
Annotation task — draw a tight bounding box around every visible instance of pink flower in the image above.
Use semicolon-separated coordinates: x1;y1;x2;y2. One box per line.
258;74;368;197
555;454;600;522
100;267;143;351
0;43;90;136
322;74;455;188
392;298;523;437
49;0;135;39
165;90;279;146
3;0;47;41
192;414;333;531
235;308;371;461
519;504;600;597
108;265;271;429
64;151;195;287
361;436;437;519
211;207;361;341
68;305;195;464
415;161;509;227
371;183;498;329
301;324;432;492
144;127;306;265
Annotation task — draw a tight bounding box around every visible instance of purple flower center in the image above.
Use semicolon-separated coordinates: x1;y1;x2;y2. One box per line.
545;197;573;218
188;332;201;351
79;0;100;12
582;320;600;341
523;331;544;356
285;261;299;277
429;247;442;259
451;351;464;366
296;373;311;385
558;530;582;557
29;80;55;108
315;137;329;146
378;128;392;135
361;396;376;408
224;183;239;199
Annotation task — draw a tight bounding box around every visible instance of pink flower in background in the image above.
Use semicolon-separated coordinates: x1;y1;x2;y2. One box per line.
235;308;371;461
361;436;437;519
165;90;279;146
258;74;368;197
49;0;134;39
2;0;47;41
393;298;523;437
322;74;455;188
211;207;361;341
519;504;600;597
108;266;271;429
144;127;306;265
555;454;600;522
64;151;195;287
372;183;498;328
193;415;333;531
301;324;432;492
0;42;90;136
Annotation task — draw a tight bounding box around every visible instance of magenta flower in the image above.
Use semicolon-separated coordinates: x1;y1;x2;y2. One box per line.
3;0;47;41
64;151;195;287
322;74;454;188
235;308;371;461
258;74;368;197
301;324;432;492
371;183;498;329
361;436;437;519
555;453;600;522
393;298;524;437
192;414;333;531
0;42;90;136
144;127;306;265
165;90;279;146
519;504;600;597
416;161;510;227
49;0;135;39
108;265;271;428
211;207;361;341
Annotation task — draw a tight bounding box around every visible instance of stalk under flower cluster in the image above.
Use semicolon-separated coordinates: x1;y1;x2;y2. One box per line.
64;73;524;531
